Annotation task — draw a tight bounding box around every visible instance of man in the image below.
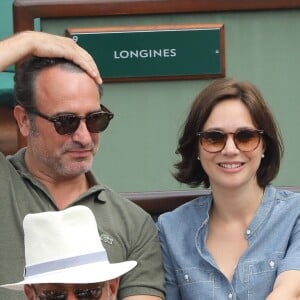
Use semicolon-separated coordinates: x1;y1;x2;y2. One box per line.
0;32;165;299
1;206;137;300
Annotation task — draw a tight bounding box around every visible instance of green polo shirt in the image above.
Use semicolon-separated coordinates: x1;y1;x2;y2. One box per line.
0;148;165;299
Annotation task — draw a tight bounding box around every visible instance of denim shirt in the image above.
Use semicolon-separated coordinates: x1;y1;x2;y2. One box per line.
157;185;300;300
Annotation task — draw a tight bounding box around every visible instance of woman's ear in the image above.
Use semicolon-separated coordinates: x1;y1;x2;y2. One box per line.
14;105;31;137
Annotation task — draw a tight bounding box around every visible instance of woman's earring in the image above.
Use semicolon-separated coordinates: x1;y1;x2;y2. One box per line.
261;153;265;158
197;156;200;161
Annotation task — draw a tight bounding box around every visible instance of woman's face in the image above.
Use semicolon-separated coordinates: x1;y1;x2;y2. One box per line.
198;99;264;191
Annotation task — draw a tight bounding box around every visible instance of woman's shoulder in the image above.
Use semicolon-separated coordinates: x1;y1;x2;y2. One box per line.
265;185;300;210
271;185;300;201
158;193;211;226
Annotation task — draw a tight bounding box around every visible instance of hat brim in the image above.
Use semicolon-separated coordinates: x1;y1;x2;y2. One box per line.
1;260;137;291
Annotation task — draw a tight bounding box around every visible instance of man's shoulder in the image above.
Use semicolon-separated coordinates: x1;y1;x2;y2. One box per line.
98;185;153;220
0;151;11;167
0;151;21;176
3;148;26;171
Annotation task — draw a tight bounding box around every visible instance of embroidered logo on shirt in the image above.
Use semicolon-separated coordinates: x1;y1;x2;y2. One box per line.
100;233;114;245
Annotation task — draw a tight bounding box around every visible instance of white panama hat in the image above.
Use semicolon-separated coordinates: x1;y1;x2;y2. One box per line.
1;206;137;291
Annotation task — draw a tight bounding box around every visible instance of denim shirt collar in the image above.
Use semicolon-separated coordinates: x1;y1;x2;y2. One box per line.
247;185;275;237
197;185;276;239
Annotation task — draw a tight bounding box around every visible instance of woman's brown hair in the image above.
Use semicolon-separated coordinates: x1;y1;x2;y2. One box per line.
174;78;284;188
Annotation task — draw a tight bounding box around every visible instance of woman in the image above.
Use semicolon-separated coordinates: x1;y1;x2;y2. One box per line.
157;78;300;299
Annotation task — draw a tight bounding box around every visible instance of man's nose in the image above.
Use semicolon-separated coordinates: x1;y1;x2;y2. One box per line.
71;119;93;145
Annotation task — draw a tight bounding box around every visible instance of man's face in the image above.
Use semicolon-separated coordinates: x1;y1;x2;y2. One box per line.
26;65;101;179
24;280;118;300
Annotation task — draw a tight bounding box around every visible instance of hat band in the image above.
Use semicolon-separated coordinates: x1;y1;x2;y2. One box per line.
24;251;108;277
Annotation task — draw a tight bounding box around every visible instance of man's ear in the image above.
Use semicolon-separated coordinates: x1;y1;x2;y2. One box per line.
24;284;35;300
14;105;31;137
108;278;120;299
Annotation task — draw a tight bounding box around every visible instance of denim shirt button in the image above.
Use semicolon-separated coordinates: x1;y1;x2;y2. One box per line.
228;293;233;298
184;274;190;282
246;229;251;235
269;260;275;268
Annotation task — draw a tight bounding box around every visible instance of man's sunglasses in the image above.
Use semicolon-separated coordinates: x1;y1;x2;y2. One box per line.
197;129;264;153
29;104;114;135
35;284;103;300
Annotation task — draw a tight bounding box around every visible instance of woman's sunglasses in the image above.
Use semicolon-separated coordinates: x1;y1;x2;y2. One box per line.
197;129;264;153
29;104;114;135
35;284;103;300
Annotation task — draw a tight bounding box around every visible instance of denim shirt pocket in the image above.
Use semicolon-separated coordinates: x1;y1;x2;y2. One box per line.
241;252;284;299
175;267;215;299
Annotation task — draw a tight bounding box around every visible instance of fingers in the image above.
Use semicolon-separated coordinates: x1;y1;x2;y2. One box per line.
67;39;103;84
27;31;102;84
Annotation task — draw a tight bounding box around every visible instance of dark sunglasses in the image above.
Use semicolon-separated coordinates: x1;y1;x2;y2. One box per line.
29;104;114;135
197;129;264;153
35;285;103;300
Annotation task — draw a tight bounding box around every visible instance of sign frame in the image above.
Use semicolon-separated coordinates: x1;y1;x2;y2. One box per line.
66;23;225;82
